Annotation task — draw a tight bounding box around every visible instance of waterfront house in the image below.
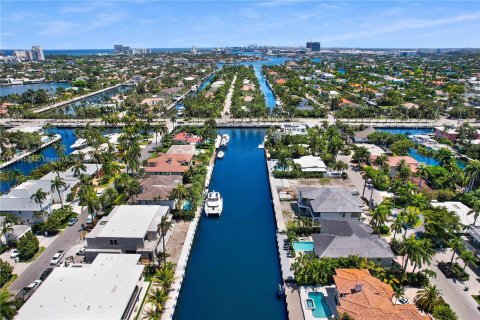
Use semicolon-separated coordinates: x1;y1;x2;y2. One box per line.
430;201;477;227
0;180;54;223
17;254;144;320
166;144;197;155
377;156;419;176
134;175;182;208
333;269;429;320
39;163;101;186
434;126;480;142
296;187;364;221
353;126;376;143
312;220;394;266
85;205;169;262
0;216;31;245
279;123;308;135
293;156;327;173
172;132;202;145
146;153;193;175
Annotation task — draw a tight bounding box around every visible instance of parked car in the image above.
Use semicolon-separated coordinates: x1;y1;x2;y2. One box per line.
351;189;360;196
39;268;53;281
76;247;86;256
26;280;42;290
10;249;19;259
68;217;78;226
50;251;65;265
399;297;409;304
86;214;94;225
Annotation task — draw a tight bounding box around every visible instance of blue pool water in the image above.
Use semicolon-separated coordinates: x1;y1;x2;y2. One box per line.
293;241;314;251
174;129;287;320
308;292;332;318
182;200;192;211
0;127;78;193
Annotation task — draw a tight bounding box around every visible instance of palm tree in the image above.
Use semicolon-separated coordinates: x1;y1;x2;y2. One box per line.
434;147;455;169
352;146;371;164
433;304;458;320
30;188;48;212
85;193;100;216
374;154;389;172
0;218;13;247
466;160;480;191
146;288;168;313
447;237;466;264
468;200;480;226
143;308;161;320
0;290;17;319
51;176;67;208
124;178;142;204
400;235;420;272
153;262;175;290
415;284;443;313
52;142;65;158
72;160;87;177
396;159;411;180
157;216;172;265
390;214;404;242
371;203;389;234
170;114;177;130
50;161;64;179
170;185;189;210
458;249;477;271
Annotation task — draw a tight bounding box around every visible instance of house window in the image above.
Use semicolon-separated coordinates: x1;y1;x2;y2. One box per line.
110;240;118;245
341;213;346;218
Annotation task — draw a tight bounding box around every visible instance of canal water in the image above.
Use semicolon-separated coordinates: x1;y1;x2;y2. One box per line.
0;82;71;97
174;128;287;320
0;127;77;193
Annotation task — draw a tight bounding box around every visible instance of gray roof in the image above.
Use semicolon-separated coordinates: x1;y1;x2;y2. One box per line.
298;187;364;213
354;126;376;140
40;163;101;182
312;220;394;259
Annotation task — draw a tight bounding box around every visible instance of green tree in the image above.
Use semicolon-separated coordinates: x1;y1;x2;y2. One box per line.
170;185;189;210
157;216;172;265
415;284;443;313
433;304;458;320
17;231;39;262
0;290;17;319
30;188;48;213
0;260;13;288
51;176;67;208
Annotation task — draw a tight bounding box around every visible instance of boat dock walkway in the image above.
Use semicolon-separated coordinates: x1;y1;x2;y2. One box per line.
265;148;305;320
0;134;61;170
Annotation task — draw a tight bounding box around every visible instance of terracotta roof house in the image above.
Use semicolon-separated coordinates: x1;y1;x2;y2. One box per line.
134;175;182;209
146;153;193;175
172;132;202;145
276;78;287;85
334;269;429;320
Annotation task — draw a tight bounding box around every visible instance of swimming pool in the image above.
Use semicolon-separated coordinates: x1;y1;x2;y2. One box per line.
182;200;192;211
308;292;332;318
293;241;314;251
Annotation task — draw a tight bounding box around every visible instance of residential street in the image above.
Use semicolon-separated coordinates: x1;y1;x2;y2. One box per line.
8;209;88;294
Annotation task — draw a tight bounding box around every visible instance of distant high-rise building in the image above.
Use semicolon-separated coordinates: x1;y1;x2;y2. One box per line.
398;50;418;57
30;45;45;61
306;42;321;52
191;45;197;54
113;45;150;55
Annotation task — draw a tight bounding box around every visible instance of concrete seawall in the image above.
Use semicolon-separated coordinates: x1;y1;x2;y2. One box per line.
263;145;305;320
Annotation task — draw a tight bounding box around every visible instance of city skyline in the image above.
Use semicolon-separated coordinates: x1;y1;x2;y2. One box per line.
1;0;480;49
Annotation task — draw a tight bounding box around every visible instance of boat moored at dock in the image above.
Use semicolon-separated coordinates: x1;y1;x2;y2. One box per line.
204;191;223;216
70;138;87;149
220;134;230;147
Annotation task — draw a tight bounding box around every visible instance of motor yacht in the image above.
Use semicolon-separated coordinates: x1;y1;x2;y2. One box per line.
70;138;87;149
220;134;230;147
217;151;225;159
204;191;223;216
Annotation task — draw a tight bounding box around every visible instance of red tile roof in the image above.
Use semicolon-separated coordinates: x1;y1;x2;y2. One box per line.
173;132;202;145
146;153;193;174
334;269;429;320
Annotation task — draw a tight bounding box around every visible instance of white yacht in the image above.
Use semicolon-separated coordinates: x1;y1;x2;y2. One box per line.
214;135;221;149
220;134;230;147
217;151;225;159
204;191;223;216
70;138;87;149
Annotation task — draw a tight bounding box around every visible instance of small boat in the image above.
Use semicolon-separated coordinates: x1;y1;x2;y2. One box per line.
276;284;285;297
214;135;221;149
217;151;224;159
70;138;87;149
204;191;223;216
220;134;230;147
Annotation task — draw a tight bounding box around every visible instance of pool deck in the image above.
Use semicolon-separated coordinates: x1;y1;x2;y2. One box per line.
299;286;338;320
265;148;305;320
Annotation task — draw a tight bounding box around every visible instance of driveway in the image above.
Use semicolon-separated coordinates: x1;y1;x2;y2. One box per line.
8;209;89;294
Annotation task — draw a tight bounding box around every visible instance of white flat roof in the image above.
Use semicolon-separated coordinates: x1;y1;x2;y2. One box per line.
17;254;144;320
97;205;168;238
431;201;476;226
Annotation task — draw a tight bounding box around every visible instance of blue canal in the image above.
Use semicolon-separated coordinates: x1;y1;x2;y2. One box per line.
174;128;287;320
0;127;78;193
0;82;71;97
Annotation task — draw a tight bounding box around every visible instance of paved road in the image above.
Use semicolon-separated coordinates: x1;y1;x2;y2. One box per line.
221;74;237;117
8;209;88;294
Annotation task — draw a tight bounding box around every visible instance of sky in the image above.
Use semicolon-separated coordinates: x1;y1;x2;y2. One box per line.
1;0;480;49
